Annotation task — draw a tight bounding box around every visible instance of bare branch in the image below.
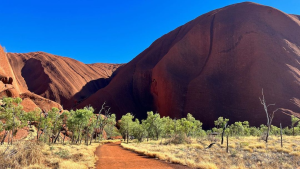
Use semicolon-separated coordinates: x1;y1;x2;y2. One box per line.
259;88;278;143
269;108;279;125
267;103;275;108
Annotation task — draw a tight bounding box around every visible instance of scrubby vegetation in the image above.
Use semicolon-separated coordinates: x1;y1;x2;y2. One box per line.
121;136;300;169
0;98;118;145
119;111;300;143
0;97;120;168
1;96;300;168
118;112;300;168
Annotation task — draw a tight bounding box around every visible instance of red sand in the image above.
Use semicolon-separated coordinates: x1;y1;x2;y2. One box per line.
95;141;189;169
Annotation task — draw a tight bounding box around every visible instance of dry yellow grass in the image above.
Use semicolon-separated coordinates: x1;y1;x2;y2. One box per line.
290;151;300;156
187;143;204;149
0;139;120;169
121;136;300;169
41;141;113;169
0;141;45;169
242;147;253;153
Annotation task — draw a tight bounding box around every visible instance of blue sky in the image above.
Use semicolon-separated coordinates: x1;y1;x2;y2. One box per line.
0;0;299;64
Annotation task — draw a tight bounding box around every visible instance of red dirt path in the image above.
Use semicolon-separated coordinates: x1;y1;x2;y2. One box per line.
95;141;190;169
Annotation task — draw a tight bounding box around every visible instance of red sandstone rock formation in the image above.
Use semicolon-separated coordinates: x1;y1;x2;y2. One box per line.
8;52;123;109
20;92;62;112
78;2;300;128
0;45;62;111
0;46;21;96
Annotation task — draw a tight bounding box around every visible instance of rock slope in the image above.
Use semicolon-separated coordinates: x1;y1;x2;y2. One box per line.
8;52;123;109
0;46;62;112
78;2;300;128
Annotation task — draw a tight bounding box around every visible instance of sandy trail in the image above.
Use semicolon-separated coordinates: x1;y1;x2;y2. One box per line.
95;141;190;169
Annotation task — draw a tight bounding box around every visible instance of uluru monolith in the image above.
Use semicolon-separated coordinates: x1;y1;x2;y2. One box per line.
0;45;62;112
8;52;123;109
78;2;300;128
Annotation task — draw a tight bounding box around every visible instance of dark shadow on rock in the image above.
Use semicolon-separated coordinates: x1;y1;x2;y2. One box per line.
66;78;109;109
67;65;126;110
21;58;51;95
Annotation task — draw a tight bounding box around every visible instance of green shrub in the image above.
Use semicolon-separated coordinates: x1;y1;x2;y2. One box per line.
55;149;70;159
168;133;192;144
240;142;249;147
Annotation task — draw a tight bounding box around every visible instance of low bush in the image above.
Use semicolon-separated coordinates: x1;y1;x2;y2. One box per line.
54;149;70;159
0;141;45;169
167;133;192;144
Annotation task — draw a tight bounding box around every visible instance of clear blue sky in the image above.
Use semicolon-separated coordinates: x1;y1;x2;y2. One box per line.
0;0;299;64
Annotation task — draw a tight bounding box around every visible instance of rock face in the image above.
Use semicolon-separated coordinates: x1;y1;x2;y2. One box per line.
0;45;62;112
0;46;21;96
292;14;300;21
8;52;123;109
78;2;300;128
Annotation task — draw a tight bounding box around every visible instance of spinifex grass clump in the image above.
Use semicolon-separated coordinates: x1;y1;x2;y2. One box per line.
168;133;192;145
0;141;45;169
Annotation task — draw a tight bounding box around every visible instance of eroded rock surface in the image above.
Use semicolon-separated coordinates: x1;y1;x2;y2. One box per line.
78;2;300;128
8;52;123;109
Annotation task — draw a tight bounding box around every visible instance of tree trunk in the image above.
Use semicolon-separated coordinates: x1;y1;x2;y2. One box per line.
52;116;58;143
37;127;40;141
126;130;129;144
7;131;10;145
10;129;13;145
39;130;44;140
94;130;98;142
1;131;8;145
266;125;270;143
85;133;89;146
89;130;93;145
226;135;229;153
53;130;61;144
37;111;42;141
11;115;15;145
63;131;66;144
221;129;225;145
77;127;81;144
72;134;74;144
280;123;283;148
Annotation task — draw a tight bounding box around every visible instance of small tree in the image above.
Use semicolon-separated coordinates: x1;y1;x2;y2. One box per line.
259;89;278;143
66;106;94;144
132;119;147;142
104;114;116;139
225;128;230;153
25;108;40;128
185;113;203;137
47;107;61;144
120;113;135;144
85;113;97;145
0;97;26;144
291;115;299;136
94;102;110;142
96;103;113;141
145;111;165;140
214;117;229;144
60;110;70;144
